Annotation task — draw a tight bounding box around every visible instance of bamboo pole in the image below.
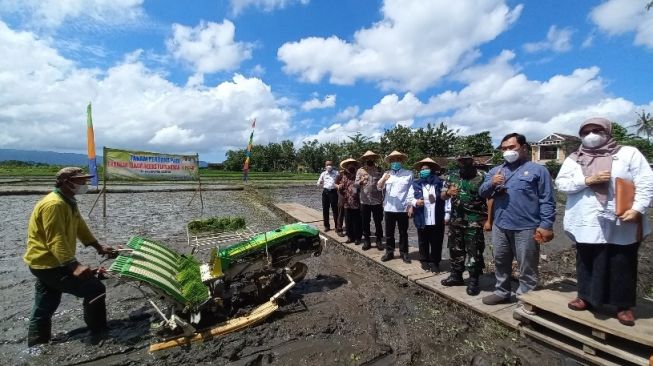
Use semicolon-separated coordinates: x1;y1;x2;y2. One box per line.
148;300;278;352
103;147;107;217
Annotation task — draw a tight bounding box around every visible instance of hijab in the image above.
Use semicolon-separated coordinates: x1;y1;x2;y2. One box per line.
568;117;621;204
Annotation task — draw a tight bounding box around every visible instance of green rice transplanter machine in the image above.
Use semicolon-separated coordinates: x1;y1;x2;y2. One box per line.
107;222;323;339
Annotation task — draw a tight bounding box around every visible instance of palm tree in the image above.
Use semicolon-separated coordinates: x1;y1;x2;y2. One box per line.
631;110;653;142
648;1;653;11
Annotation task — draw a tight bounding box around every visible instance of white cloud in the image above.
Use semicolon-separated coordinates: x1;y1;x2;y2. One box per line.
300;50;649;145
0;0;146;29
301;94;336;111
590;0;653;49
335;106;359;121
230;0;309;15
149;125;205;146
0;20;291;160
523;25;573;53
167;20;252;74
278;0;522;92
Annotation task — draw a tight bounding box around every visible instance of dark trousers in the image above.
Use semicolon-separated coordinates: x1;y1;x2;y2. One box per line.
448;226;485;275
321;188;338;229
28;267;107;344
361;204;383;241
384;211;409;253
417;224;445;264
576;243;639;309
345;208;363;241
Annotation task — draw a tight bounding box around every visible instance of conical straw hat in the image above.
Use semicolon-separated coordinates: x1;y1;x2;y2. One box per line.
339;158;359;169
384;150;408;163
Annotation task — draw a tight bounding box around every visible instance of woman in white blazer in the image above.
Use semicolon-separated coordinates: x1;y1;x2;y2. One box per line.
555;117;653;326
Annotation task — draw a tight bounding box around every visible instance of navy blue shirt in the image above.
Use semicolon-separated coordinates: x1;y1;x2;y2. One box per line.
479;160;555;230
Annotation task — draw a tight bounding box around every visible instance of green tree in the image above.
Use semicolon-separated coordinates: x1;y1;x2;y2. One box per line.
343;132;373;160
545;160;562;178
223;149;246;171
380;125;417;162
647;1;652;10
279;140;296;171
453;131;494;156
298;139;325;173
413;122;458;158
631;110;653;142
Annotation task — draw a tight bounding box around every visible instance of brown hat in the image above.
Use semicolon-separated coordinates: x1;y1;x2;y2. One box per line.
340;158;359;169
56;167;94;182
413;157;441;171
359;150;380;161
384;150;408;163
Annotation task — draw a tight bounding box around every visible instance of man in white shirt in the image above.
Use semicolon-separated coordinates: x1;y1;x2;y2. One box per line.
377;151;413;263
317;160;339;231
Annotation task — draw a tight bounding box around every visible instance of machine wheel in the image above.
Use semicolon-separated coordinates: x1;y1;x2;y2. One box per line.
289;262;308;282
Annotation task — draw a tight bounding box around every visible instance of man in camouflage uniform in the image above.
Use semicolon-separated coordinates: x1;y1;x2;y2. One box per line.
440;153;488;296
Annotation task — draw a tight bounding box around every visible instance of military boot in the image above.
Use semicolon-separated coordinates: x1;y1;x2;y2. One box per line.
441;272;465;286
466;274;481;296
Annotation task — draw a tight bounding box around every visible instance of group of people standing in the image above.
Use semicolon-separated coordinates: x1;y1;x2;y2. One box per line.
318;117;653;326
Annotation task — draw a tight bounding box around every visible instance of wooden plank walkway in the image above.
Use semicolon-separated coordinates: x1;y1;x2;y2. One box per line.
272;202;519;329
518;285;653;366
273;202;653;366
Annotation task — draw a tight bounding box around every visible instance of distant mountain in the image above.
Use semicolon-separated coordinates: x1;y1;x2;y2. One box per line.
0;149;209;167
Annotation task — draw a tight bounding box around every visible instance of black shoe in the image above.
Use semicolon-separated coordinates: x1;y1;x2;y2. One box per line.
376;239;385;251
324;227;331;232
337;231;346;237
430;263;440;273
362;241;372;250
355;240;362;245
441;274;465;286
400;253;411;264
420;261;430;271
345;239;354;244
482;294;511;305
381;252;394;262
466;277;480;296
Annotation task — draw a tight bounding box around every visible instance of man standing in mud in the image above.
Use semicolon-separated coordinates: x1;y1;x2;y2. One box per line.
440;153;488;296
24;167;116;346
479;133;555;307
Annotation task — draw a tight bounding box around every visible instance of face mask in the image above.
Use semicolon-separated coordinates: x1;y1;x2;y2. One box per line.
365;160;374;167
582;133;607;148
326;165;333;172
347;167;356;173
419;169;431;178
70;182;88;195
503;150;519;163
390;162;402;171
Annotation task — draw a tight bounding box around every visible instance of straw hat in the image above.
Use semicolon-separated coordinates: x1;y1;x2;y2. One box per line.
339;158;359;169
413;157;441;171
359;150;380;161
384;150;408;163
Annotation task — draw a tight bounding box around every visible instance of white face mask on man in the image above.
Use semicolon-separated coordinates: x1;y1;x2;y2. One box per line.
70;182;88;195
503;150;519;163
581;133;607;148
325;165;333;172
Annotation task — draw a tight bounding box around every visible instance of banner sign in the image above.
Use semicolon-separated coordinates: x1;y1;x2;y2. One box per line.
105;147;199;181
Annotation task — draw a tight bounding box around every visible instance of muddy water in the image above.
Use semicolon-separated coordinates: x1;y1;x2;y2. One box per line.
2;189;564;365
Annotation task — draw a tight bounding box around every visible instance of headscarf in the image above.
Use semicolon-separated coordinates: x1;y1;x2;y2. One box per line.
568;117;621;204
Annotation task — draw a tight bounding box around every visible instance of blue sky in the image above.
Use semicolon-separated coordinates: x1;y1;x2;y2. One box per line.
0;0;651;162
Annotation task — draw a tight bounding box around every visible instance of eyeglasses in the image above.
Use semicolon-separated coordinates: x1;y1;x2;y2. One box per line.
579;128;605;137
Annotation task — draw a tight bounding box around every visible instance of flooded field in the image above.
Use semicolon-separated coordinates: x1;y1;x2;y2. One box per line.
0;186;648;365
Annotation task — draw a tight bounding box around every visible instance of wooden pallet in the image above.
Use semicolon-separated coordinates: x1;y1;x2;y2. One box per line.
517;287;653;366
